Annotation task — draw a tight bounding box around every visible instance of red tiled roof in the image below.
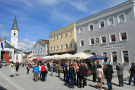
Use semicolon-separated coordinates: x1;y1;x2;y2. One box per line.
40;39;49;44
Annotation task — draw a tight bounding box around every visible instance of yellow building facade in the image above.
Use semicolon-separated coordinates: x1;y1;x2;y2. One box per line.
49;24;76;55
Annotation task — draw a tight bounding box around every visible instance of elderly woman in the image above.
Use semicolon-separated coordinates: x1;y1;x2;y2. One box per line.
96;65;104;90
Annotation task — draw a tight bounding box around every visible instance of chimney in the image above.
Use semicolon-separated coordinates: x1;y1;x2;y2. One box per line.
0;38;1;42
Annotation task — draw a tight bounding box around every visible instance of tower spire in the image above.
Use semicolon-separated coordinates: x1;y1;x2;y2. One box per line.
11;15;19;30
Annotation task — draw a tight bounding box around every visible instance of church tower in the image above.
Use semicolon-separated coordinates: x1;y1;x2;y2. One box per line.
11;15;19;48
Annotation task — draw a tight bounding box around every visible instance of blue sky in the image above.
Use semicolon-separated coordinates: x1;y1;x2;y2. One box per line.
0;0;128;51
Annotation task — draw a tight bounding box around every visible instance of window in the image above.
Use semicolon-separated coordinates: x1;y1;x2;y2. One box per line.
65;44;68;48
53;37;55;41
56;36;58;40
9;52;12;59
122;50;129;64
112;51;117;63
14;33;16;36
101;36;106;44
90;38;94;45
60;35;63;39
65;33;67;37
16;55;18;60
120;32;127;41
103;52;107;57
61;45;63;50
70;43;72;48
110;34;116;42
50;47;52;51
56;46;59;50
108;17;114;26
89;24;94;31
99;21;105;28
79;27;84;34
118;13;126;23
53;46;55;51
95;37;99;44
80;40;84;46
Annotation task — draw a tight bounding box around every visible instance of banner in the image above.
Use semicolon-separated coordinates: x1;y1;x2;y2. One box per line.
1;42;4;50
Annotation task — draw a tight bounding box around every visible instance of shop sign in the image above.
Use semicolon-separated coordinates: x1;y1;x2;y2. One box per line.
104;44;124;49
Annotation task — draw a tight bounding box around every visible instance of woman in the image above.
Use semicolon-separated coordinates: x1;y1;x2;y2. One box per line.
41;63;46;82
96;65;104;90
33;65;39;82
9;62;14;77
26;62;30;74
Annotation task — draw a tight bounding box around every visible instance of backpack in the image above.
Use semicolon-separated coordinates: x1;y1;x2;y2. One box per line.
41;65;46;71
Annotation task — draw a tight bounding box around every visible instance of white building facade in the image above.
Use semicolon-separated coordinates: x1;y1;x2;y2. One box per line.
75;0;135;65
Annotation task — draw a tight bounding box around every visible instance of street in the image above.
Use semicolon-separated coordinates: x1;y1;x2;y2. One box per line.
0;66;135;90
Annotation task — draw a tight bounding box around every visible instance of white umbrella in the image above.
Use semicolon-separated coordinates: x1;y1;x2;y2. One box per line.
73;52;92;59
52;54;62;60
42;56;53;60
60;53;74;59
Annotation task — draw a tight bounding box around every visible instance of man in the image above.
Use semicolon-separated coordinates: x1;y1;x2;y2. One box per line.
15;61;20;76
79;63;87;88
69;63;75;88
92;61;97;82
116;62;124;87
128;62;135;86
105;64;113;90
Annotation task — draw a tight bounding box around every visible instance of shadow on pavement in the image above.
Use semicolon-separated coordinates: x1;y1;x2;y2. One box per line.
0;85;7;90
88;84;108;90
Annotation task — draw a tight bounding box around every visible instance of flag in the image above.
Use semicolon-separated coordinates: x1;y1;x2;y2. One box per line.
1;42;4;50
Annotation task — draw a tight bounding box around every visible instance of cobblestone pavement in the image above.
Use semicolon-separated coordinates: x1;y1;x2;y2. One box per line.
0;66;135;90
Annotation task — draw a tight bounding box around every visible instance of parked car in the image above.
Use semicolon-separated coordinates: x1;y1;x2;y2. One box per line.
1;62;7;66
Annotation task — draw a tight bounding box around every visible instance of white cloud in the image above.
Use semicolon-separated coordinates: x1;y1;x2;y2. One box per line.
37;0;59;5
1;31;10;38
65;0;91;12
18;39;36;51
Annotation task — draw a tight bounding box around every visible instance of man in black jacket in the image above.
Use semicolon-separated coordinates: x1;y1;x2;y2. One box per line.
79;63;87;88
128;62;135;86
92;61;97;82
105;64;114;90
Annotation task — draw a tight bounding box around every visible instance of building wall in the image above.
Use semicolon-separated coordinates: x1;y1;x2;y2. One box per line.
76;0;135;65
49;24;76;55
33;40;49;57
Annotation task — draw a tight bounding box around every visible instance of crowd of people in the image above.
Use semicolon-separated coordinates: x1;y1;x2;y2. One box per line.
8;60;135;90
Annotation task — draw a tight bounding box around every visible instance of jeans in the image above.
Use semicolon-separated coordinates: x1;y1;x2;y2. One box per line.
51;68;53;76
129;74;135;85
79;76;85;88
45;73;47;81
118;75;123;86
70;74;74;88
107;79;112;90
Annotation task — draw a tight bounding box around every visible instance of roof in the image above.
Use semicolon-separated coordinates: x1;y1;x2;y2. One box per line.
11;15;19;30
3;40;14;48
2;40;22;53
40;39;49;44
